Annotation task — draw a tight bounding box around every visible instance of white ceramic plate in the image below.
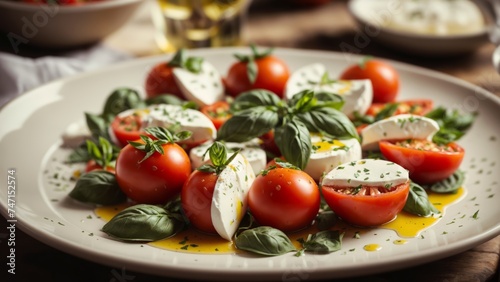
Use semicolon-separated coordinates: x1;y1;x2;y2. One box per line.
1;47;499;281
348;0;492;56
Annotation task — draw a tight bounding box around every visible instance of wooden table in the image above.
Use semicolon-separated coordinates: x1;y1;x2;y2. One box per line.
2;0;499;281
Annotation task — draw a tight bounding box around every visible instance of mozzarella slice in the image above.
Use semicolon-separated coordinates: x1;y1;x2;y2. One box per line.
321;159;409;188
284;63;373;118
211;154;255;241
189;140;267;174
304;134;362;181
173;60;224;107
360;114;440;151
61;119;91;148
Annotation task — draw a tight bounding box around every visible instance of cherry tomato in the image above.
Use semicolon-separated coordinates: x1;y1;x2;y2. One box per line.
340;59;400;103
200;101;232;130
248;167;320;232
379;139;465;184
181;170;218;234
115;139;191;204
110;114;144;147
225;55;290;98
322;182;410;227
259;130;281;160
366;99;434;117
145;62;183;99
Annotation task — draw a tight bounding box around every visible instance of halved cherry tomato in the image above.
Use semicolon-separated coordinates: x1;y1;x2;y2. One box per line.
200;101;231;130
379;139;465;184
110;114;144;147
366;99;434;117
115;139;191;204
340;59;399;103
181;170;218;234
248;167;320;232
225;53;290;98
145;62;183;99
322;182;410;227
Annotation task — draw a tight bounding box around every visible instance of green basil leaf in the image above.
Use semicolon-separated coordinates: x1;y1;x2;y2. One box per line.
296;107;359;141
292;90;315;112
374;103;399;121
85;112;109;140
217;107;279;142
66;143;90;163
145;94;186;106
231;89;282;111
314;91;345;110
303;230;343;253
429;170;464;194
316;210;338;231
184;56;204;73
168;48;185;67
102;88;144;121
235;226;296;256
102;204;185;242
274;118;311;170
403;182;440;217
432;128;464;145
69;171;126;205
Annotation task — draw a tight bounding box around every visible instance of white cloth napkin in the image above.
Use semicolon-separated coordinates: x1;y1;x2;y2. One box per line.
0;44;132;107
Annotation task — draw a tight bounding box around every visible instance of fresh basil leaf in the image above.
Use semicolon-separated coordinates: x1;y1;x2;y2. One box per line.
102;88;144;121
314;91;345;110
69;171;126;205
84;112;110;141
145;94;186;106
425;107;476;144
292;90;315;112
403;182;439;217
296;107;359;141
102;204;185;242
184;56;204;73
429;170;464;194
432;128;464;145
303;230;343;253
231;89;282;111
316;210;338;231
235;226;296;256
66;143;90;163
217;107;279;142
274;118;311;170
168;48;185;67
375;103;399;121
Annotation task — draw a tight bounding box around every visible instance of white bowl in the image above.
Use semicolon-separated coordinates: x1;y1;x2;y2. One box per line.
348;0;493;56
0;0;143;50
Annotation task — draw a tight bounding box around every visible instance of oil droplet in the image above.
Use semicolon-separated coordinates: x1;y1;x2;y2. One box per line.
363;244;381;252
393;239;407;245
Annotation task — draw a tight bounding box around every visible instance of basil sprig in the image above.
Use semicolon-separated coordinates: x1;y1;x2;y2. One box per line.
129;127;192;163
85;137;119;170
168;48;204;74
403;182;440;217
197;141;240;174
301;230;343;254
425;106;476;145
217;89;359;169
235;226;296;256
102;204;185;242
69;170;126;205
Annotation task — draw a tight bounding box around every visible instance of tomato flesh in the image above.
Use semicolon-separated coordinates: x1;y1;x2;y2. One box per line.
248;168;320;232
110;115;144;147
379;140;465;184
200;101;232;130
115;141;191;204
322;182;410;227
181;170;218;234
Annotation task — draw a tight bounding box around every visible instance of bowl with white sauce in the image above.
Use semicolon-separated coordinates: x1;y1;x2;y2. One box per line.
348;0;493;56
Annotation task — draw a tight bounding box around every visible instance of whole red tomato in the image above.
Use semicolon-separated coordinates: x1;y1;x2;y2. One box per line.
115;129;191;204
379;139;465;184
225;46;290;98
322;182;410;227
248;167;320;232
181;170;218;234
340;59;400;103
144;62;184;99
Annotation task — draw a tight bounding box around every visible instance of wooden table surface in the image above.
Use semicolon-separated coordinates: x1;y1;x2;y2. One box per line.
2;0;499;281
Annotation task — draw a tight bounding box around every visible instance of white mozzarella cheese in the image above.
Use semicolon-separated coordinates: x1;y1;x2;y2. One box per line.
284;63;373;118
173;60;224;107
189;140;267;174
360;114;440;151
211;154;255;241
321;159;409;188
146;104;217;145
304;134;362;181
61;119;91;148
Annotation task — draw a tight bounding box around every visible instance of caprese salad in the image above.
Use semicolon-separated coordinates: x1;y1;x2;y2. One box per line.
64;46;475;256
